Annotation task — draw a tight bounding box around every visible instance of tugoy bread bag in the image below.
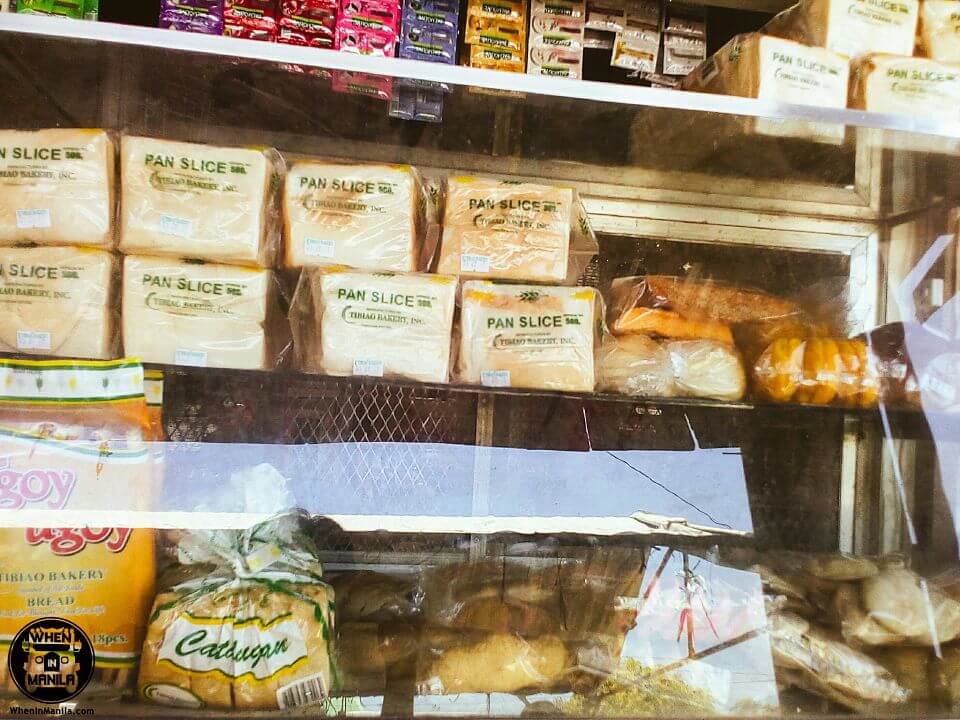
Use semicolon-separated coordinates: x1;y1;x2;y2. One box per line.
0;358;157;698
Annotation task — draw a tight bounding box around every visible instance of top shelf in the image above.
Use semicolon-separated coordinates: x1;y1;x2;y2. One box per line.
2;13;960;141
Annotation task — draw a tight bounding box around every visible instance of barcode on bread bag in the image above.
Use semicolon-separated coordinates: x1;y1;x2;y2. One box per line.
277;672;327;709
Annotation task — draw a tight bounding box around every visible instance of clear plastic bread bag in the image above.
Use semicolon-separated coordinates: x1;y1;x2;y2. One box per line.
0;245;121;360
283;157;433;272
456;281;600;392
0;128;115;249
122;255;289;371
289;265;458;383
0;358;157;698
437;175;579;284
139;511;337;712
119;136;284;267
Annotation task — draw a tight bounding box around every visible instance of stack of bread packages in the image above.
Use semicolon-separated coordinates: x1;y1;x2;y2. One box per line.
119;136;284;370
724;550;960;712
284;160;462;383
440;176;600;392
139;512;337;711
0;129;118;360
684;0;960;127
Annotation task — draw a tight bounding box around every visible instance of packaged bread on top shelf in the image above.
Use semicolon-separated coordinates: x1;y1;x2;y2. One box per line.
918;0;960;63
0;358;157;698
120;136;279;267
848;54;960;122
600;275;800;401
139;512;337;711
284;161;429;271
438;176;579;283
291;266;457;383
0;245;117;359
763;0;919;59
0;129;114;248
682;34;849;142
458;281;598;392
122;255;276;370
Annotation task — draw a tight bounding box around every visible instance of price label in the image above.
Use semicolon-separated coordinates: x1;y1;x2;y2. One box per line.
461;254;491;273
175;348;208;367
16;209;51;229
480;370;511;387
353;359;385;377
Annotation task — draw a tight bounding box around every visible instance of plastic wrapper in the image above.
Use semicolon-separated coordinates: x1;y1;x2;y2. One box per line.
16;0;97;17
0;359;156;697
871;648;930;701
335;0;402;56
290;266;457;383
848;54;960;123
437;176;580;283
930;646;960;705
400;0;459;62
138;512;336;711
278;0;337;47
610;16;659;73
458;281;599;392
120;136;280;267
753;337;880;407
682;34;848;142
918;0;960;63
466;0;527;70
122;255;282;371
597;334;746;401
419;633;569;694
224;0;279;39
763;0;919;58
768;611;910;711
0;129;114;248
0;245;118;360
283;160;428;271
160;0;225;33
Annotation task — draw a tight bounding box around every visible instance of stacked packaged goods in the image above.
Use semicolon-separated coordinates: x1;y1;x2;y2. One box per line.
466;0;529;71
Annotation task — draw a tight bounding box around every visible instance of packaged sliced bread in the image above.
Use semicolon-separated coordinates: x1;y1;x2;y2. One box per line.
122;255;272;370
139;512;336;711
437;176;574;283
918;0;960;63
683;34;848;141
291;267;457;383
763;0;919;58
458;281;598;392
849;54;960;121
284;161;424;271
0;129;114;248
120;136;277;266
0;246;116;359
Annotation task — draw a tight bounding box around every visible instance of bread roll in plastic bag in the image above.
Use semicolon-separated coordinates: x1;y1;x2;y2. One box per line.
139;512;336;711
0;245;118;359
284;161;429;272
609;275;800;331
930;646;960;705
753;337;879;407
123;255;280;370
861;565;960;645
665;339;746;401
0;128;114;248
0;359;156;697
120;136;280;267
598;334;676;396
419;634;569;695
290;266;457;383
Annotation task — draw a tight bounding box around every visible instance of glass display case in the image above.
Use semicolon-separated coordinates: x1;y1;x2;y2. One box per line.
1;12;960;719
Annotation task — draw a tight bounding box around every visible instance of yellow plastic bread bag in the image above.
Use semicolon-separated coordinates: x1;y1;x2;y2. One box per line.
0;358;157;697
139;512;337;711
